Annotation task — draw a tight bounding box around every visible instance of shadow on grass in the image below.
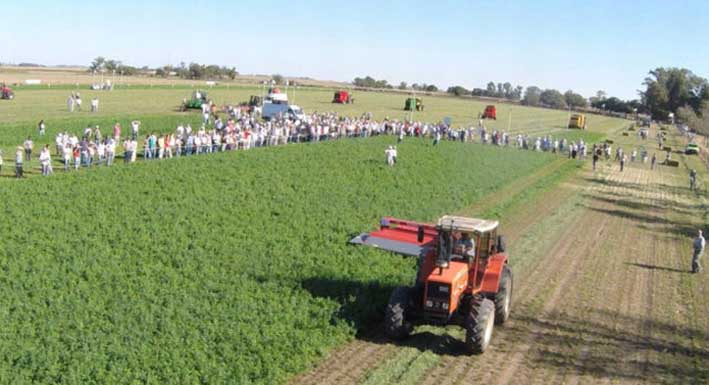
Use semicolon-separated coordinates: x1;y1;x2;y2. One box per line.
509;309;709;383
625;262;688;274
302;277;709;385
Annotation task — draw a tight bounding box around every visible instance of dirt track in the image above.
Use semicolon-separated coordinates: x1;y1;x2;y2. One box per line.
289;128;708;385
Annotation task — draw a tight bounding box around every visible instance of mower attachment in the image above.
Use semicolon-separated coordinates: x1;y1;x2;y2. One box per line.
350;217;437;257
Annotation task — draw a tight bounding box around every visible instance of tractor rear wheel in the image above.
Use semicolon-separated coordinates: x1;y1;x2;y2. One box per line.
465;296;495;354
494;265;513;324
385;286;412;340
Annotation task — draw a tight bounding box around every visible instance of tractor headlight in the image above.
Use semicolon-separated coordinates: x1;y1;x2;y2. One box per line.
425;300;433;307
441;303;449;310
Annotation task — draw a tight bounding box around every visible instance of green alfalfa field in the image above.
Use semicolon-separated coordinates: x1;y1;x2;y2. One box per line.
9;83;704;385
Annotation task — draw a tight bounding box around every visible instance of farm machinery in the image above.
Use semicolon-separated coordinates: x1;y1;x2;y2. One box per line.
1;84;14;100
481;105;497;120
351;215;513;354
181;90;209;111
237;95;263;113
404;97;424;111
568;113;586;129
333;90;354;104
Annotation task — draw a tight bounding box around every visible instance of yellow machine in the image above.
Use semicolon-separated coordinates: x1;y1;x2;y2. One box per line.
568;114;586;129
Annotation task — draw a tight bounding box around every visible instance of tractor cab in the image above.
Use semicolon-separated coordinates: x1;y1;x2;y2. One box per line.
419;216;501;319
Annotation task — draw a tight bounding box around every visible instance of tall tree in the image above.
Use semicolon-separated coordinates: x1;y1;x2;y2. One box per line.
486;81;496;96
641;67;709;120
89;57;106;73
522;86;542;106
564;90;588;108
540;89;567;109
502;82;513;98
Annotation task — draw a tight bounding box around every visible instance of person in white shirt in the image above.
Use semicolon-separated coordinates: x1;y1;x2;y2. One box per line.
97;142;106;165
55;133;64;156
106;139;116;166
74;93;82;111
131;120;141;140
90;98;99;112
62;144;71;171
39;145;52;176
67;95;75;112
385;146;395;166
692;230;705;273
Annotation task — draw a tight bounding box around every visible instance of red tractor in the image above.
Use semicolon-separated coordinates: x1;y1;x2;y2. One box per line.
332;90;353;104
1;84;14;100
481;105;496;120
351;215;512;354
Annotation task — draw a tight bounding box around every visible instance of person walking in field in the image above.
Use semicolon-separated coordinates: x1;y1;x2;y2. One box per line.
72;145;81;170
38;120;46;136
689;169;698;191
385;146;395;166
23;136;33;161
90;97;99;113
67;94;75;112
14;147;23;178
62;144;71;171
620;154;626;172
113;122;121;141
39;145;52;176
692;229;705;273
106;138;116;166
651;153;657;170
131;120;141;140
74;92;82;111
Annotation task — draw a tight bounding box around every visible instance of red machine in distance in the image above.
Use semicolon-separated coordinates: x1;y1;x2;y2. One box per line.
482;105;497;120
332;90;353;104
351;215;513;354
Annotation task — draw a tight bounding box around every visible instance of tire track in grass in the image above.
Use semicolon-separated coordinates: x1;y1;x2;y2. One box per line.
552;168;648;385
289;340;394;385
358;347;440;385
490;205;613;385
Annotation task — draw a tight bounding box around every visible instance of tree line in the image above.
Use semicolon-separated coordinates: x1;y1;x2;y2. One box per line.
88;57;238;80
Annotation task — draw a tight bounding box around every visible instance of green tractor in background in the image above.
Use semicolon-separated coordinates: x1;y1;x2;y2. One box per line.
181;90;208;111
404;97;424;111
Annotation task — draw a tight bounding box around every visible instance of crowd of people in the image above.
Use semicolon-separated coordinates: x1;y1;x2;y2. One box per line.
5;108;681;179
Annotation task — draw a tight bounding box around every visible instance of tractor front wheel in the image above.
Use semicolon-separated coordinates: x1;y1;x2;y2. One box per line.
385;286;412;340
494;265;513;324
465;296;495;354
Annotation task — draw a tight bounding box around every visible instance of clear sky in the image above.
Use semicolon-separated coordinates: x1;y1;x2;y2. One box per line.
3;0;709;99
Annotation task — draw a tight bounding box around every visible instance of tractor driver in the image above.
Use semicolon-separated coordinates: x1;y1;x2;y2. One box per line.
452;232;475;259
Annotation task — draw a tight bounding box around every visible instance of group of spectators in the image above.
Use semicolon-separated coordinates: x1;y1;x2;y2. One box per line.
67;92;100;113
7;108;668;178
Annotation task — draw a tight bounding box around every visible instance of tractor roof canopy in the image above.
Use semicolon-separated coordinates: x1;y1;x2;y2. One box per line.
437;216;498;233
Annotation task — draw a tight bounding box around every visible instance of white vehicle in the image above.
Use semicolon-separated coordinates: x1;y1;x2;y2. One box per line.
262;102;305;121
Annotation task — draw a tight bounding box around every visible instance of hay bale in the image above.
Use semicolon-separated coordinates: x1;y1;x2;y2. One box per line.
663;146;672;152
622;132;629;136
605;139;614;144
665;160;680;167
